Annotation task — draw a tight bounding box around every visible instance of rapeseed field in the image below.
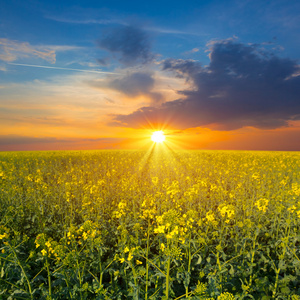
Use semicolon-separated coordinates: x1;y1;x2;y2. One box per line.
0;149;299;299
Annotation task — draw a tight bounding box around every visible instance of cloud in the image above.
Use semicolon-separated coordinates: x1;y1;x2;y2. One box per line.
0;64;6;72
0;135;66;146
88;71;163;104
97;25;154;66
0;135;123;146
47;15;126;25
111;40;300;130
44;45;83;52
109;71;163;104
0;38;56;63
97;58;110;66
184;48;200;55
8;63;119;75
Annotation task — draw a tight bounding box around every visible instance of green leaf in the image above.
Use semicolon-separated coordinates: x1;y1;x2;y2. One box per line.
280;286;290;294
196;254;202;265
229;264;234;276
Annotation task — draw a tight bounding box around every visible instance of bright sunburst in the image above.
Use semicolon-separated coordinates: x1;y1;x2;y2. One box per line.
151;131;165;143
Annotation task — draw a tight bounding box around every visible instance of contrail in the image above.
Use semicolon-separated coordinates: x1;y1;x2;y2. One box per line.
8;63;119;75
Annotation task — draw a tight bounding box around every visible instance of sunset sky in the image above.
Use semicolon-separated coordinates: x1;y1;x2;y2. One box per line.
1;0;300;151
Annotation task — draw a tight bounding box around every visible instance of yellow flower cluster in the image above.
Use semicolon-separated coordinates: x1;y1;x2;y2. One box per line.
140;196;157;220
119;247;138;263
218;204;235;223
206;211;216;223
291;183;300;196
287;205;297;213
66;221;99;245
0;232;9;240
113;201;127;219
254;198;269;213
35;234;58;258
217;292;235;300
0;226;9;241
154;209;187;244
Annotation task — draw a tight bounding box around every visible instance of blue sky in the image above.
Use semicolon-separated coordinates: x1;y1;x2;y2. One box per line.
1;0;300;150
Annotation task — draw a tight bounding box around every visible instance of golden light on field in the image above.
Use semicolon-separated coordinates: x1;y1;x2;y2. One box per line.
151;131;166;143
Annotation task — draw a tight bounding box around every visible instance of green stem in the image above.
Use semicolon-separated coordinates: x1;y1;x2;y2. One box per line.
8;242;33;299
140;254;166;276
46;258;52;299
249;232;257;289
166;257;171;299
76;259;83;300
132;265;139;299
100;272;103;287
63;270;73;299
186;239;191;298
145;219;150;300
272;268;280;298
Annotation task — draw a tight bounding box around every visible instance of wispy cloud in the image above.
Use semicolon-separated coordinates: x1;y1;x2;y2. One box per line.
0;64;6;72
47;15;127;26
183;48;200;55
43;45;84;52
144;26;199;36
8;63;120;74
0;38;56;63
47;13;193;35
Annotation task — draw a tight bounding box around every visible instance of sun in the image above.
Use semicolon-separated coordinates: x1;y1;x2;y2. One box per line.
151;131;166;143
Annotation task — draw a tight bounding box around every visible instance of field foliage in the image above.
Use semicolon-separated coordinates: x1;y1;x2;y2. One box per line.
0;149;300;299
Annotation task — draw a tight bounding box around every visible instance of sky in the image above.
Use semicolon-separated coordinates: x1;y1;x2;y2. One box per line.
1;0;300;151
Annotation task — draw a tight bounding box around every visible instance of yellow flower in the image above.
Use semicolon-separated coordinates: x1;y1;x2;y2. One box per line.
255;198;269;213
45;241;51;248
206;211;215;222
136;260;142;265
217;292;235;300
154;225;165;234
166;233;172;239
36;243;40;248
124;246;129;253
82;232;88;240
288;205;296;213
218;205;235;220
41;249;47;256
152;177;158;185
119;257;125;263
160;243;165;252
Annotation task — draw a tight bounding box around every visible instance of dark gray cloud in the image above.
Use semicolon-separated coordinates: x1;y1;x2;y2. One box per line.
88;71;163;104
111;40;300;130
98;25;154;66
108;72;163;103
